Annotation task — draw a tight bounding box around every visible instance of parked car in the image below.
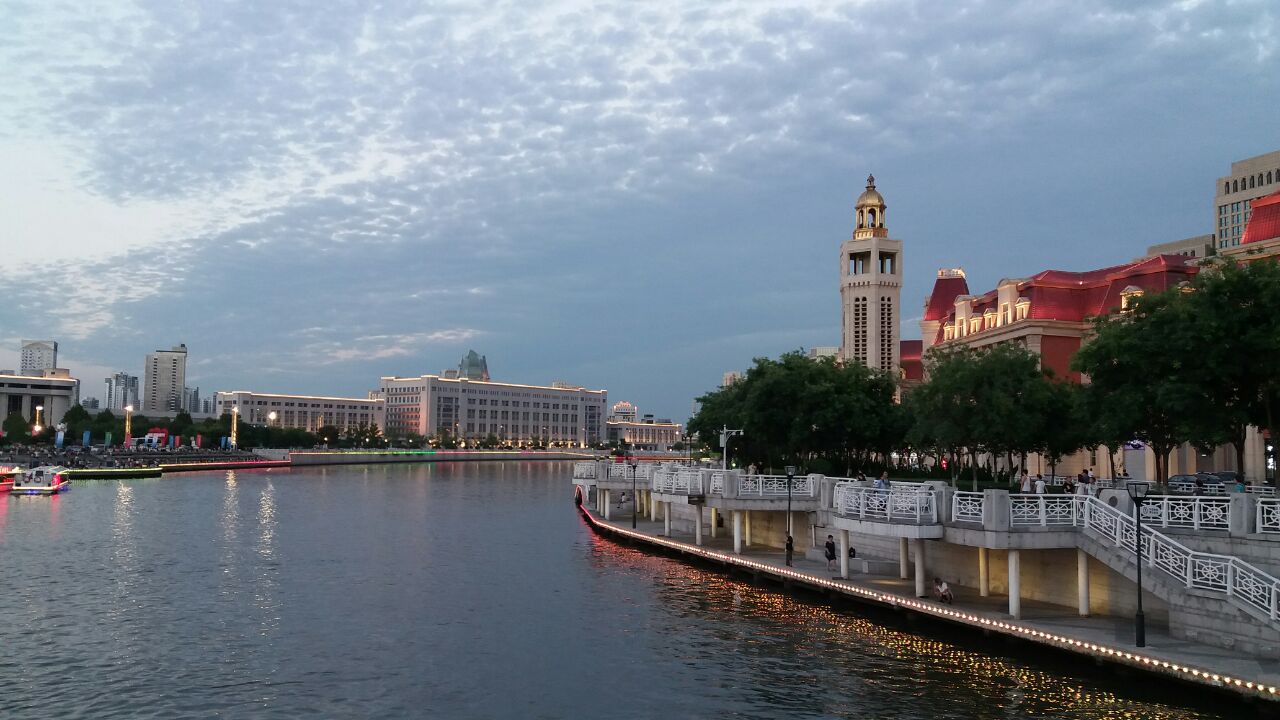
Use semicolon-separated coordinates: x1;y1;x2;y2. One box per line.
1212;470;1240;484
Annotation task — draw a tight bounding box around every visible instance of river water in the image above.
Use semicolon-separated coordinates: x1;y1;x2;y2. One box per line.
0;462;1244;718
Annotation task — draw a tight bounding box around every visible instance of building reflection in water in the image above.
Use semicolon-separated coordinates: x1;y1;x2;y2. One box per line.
582;531;1212;720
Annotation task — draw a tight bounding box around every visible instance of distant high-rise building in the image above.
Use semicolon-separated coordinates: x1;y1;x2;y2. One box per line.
182;386;200;414
807;346;839;361
839;175;902;375
201;398;214;415
457;350;490;381
105;371;140;411
81;397;101;410
1215;150;1280;248
143;344;187;413
20;339;58;376
721;370;743;387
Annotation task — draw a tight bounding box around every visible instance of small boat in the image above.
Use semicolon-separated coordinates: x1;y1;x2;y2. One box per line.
11;466;71;496
0;465;19;492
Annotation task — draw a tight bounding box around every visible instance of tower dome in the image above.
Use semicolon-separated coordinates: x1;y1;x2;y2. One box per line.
853;174;887;239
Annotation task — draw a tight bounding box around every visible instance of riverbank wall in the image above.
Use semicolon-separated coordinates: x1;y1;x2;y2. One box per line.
287;449;598;466
576;499;1280;707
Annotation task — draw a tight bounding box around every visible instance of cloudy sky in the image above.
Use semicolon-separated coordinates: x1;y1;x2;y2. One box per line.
1;0;1276;421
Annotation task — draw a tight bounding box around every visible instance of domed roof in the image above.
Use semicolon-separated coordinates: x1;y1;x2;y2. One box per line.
854;174;885;208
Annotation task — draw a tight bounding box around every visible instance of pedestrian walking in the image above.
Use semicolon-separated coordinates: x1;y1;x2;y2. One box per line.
1019;472;1031;493
824;535;837;572
785;535;794;567
1034;475;1047;494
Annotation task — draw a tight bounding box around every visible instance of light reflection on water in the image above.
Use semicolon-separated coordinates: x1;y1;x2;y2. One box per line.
0;463;1247;719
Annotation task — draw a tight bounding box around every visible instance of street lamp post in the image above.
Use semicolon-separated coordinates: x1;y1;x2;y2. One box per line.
785;465;796;535
268;411;277;428
124;404;134;447
33;404;44;435
1127;481;1149;647
231;406;239;449
719;426;743;471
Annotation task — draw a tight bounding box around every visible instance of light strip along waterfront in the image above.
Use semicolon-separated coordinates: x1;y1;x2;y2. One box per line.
576;498;1280;705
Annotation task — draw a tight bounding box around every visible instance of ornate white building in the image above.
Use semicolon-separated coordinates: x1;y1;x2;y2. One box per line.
839;175;902;375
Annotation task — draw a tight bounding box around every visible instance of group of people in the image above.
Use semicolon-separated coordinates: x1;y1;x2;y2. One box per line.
1016;468;1102;495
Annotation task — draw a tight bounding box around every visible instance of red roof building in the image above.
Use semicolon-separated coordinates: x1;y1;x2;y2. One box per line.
920;255;1199;381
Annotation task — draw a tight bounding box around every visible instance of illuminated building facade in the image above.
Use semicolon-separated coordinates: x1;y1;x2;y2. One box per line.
605;401;683;451
215;391;386;432
1215;150;1280;249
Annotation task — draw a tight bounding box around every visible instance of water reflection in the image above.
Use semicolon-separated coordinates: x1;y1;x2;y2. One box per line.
584;530;1220;719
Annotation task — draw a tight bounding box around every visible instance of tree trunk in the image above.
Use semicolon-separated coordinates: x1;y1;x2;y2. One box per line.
1108;444;1117;480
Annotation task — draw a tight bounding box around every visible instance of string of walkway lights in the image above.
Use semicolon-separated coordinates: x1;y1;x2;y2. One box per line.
576;503;1278;699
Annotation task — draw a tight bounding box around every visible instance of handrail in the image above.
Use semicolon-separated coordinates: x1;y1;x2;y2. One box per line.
951;491;984;523
738;474;817;498
833;485;937;524
1258;498;1280;535
651;469;703;495
1080;495;1280;623
572;461;598;480
1137;495;1230;531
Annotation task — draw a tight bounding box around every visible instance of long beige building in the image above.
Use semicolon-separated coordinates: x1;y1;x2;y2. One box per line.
215;391;386;432
380;370;606;447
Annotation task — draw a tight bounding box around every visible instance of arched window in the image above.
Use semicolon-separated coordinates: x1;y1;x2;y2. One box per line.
857;210;864;228
1233;179;1239;193
1268;171;1274;184
868;208;878;227
1250;176;1256;189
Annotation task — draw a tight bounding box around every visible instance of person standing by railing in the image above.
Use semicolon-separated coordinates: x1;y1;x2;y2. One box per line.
824;535;837;572
785;535;794;566
1034;475;1047;494
1019;472;1031;493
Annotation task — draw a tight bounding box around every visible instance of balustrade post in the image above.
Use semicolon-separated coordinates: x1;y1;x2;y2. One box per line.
1039;496;1047;527
1192;499;1200;531
1226;562;1235;598
1230;494;1254;538
1161;499;1170;529
982;489;1010;532
1185;556;1195;590
1271;584;1279;621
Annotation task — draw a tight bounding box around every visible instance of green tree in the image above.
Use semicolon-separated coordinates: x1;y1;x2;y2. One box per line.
2;412;30;443
1073;290;1201;483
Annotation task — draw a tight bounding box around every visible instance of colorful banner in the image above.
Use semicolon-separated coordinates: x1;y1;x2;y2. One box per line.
195;434;202;449
169;435;177;448
105;431;113;447
122;433;130;447
55;430;65;449
83;430;91;447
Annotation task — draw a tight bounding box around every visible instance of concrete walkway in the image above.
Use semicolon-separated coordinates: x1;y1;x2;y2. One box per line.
587;505;1280;702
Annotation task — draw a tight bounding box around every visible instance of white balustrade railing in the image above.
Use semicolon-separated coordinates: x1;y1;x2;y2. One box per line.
1258;498;1280;535
1009;494;1081;526
951;491;984;523
1167;480;1227;495
1079;496;1280;623
1248;485;1277;498
607;463;629;479
737;474;818;498
651;469;703;495
1138;496;1230;531
573;461;598;480
709;471;725;495
833;485;938;524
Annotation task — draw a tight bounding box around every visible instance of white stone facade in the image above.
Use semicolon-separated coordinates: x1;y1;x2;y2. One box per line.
215;390;386;432
19;340;57;376
143;344;187;413
380;374;606;446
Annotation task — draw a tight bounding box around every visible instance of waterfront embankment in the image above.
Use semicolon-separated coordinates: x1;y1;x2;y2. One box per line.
576;498;1280;707
287;448;597;466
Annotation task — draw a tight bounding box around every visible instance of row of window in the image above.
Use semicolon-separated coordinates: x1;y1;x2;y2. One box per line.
1224;170;1279;195
943;300;1032;340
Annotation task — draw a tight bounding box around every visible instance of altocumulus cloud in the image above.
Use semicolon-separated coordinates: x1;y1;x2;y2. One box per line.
0;0;1275;415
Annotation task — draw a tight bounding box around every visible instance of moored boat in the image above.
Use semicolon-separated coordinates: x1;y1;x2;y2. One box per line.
11;466;71;496
0;465;19;492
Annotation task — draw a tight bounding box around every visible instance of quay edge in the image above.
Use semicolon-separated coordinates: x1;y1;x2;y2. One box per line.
575;500;1280;707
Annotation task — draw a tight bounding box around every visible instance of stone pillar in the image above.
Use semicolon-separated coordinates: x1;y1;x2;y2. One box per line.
838;529;850;579
650;493;657;522
899;538;909;579
710;508;718;538
744;511;752;547
733;510;743;554
20;394;31;421
694;507;703;546
978;547;990;597
914;539;927;598
1008;549;1021;620
1229;493;1255;537
603;489;611;520
1245;425;1267;485
663;502;671;536
1077;548;1090;617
